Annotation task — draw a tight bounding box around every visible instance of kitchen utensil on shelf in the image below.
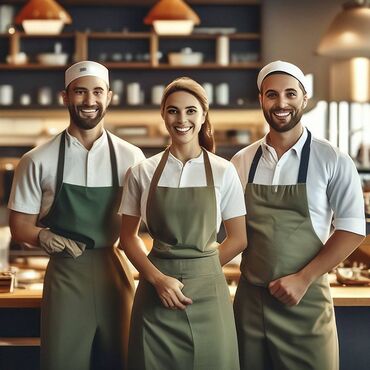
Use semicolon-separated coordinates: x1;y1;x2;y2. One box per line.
202;83;213;105
38;87;52;105
0;84;13;106
6;52;28;65
37;42;68;65
168;47;203;66
127;82;141;105
215;83;229;105
151;85;164;105
216;36;229;66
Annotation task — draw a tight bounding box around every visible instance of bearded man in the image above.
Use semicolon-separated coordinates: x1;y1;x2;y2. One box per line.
232;60;365;370
8;61;145;370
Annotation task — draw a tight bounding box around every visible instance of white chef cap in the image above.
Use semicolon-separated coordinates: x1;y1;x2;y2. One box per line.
257;60;308;93
65;61;109;88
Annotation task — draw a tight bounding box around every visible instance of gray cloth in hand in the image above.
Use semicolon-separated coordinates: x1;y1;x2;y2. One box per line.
38;229;86;258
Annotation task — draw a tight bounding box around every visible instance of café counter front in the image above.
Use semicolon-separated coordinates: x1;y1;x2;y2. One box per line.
1;277;370;370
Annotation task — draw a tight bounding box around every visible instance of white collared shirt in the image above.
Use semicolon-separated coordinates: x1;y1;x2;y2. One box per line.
119;150;246;231
231;127;366;243
8;130;145;219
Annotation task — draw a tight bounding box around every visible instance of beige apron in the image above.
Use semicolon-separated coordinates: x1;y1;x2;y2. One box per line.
128;148;239;370
234;131;339;370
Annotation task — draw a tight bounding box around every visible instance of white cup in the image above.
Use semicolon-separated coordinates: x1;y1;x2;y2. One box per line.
38;87;52;106
151;85;164;105
112;79;124;96
127;82;141;105
0;85;13;106
216;83;229;105
202;83;213;105
0;5;15;33
20;93;31;106
216;35;229;66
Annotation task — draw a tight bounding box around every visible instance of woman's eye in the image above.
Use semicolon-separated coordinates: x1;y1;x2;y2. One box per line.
167;109;177;114
187;109;196;114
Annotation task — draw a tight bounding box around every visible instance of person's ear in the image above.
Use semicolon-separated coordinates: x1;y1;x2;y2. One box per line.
303;95;308;109
61;90;68;106
106;89;113;106
202;111;207;124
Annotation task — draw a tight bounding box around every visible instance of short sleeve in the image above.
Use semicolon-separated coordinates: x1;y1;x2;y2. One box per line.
220;163;246;220
8;155;42;214
327;152;365;236
119;167;142;217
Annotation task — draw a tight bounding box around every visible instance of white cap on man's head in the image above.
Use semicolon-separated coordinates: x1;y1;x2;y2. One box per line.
257;60;308;93
65;61;109;88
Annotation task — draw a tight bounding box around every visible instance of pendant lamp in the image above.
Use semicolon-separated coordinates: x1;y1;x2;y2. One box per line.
15;0;72;35
317;0;370;58
144;0;200;35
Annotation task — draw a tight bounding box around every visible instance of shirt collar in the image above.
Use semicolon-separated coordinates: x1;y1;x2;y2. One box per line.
65;129;107;152
261;126;308;160
168;149;204;165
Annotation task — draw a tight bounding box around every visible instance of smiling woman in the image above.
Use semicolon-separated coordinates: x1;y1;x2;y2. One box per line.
119;77;247;370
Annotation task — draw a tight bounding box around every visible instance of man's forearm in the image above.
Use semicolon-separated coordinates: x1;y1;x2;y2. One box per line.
298;229;365;284
9;210;43;247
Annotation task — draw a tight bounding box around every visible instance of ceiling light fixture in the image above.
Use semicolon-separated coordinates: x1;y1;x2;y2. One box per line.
15;0;72;35
317;0;370;58
144;0;200;35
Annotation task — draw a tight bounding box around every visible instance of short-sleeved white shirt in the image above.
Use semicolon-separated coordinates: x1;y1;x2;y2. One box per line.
231;127;366;243
8;129;145;220
119;150;246;232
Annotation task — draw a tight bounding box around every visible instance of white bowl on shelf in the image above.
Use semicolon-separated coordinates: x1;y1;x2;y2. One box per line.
168;48;203;66
37;53;68;66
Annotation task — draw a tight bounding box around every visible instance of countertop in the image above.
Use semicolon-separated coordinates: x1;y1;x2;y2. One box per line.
1;285;370;308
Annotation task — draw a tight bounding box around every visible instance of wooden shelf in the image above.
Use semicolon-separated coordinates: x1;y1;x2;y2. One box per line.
0;337;40;347
0;62;261;70
0;63;67;70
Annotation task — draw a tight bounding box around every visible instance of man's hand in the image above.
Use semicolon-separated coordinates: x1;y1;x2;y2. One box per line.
153;274;193;310
268;272;311;306
38;229;86;258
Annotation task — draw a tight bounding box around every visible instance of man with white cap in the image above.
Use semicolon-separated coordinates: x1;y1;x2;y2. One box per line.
232;60;365;370
8;60;145;370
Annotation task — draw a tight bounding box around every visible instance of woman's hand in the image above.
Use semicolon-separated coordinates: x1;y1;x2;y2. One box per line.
153;274;193;310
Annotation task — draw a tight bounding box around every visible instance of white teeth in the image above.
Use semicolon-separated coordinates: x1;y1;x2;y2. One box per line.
81;109;97;113
175;126;192;132
274;111;290;117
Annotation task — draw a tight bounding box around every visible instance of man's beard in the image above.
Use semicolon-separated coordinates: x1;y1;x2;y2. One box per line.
68;103;106;130
263;106;304;133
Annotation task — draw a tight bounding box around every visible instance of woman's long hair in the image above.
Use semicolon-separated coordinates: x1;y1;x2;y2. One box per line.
160;77;215;153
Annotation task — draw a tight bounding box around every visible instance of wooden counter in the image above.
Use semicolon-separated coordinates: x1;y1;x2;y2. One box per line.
1;285;370;308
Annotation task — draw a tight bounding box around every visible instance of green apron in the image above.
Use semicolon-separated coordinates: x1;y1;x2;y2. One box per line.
234;130;339;370
128;148;239;370
40;130;134;370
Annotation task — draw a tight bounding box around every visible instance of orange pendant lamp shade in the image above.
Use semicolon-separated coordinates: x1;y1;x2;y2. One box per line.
15;0;72;34
317;0;370;58
144;0;200;35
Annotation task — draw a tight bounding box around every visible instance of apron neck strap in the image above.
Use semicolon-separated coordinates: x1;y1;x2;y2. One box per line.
297;129;311;183
247;129;312;184
55;129;119;191
202;148;214;187
55;130;66;196
247;146;263;184
106;131;119;187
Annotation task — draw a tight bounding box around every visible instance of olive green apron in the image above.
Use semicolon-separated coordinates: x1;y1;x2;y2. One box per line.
234;130;339;370
40;130;134;370
128;148;239;370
